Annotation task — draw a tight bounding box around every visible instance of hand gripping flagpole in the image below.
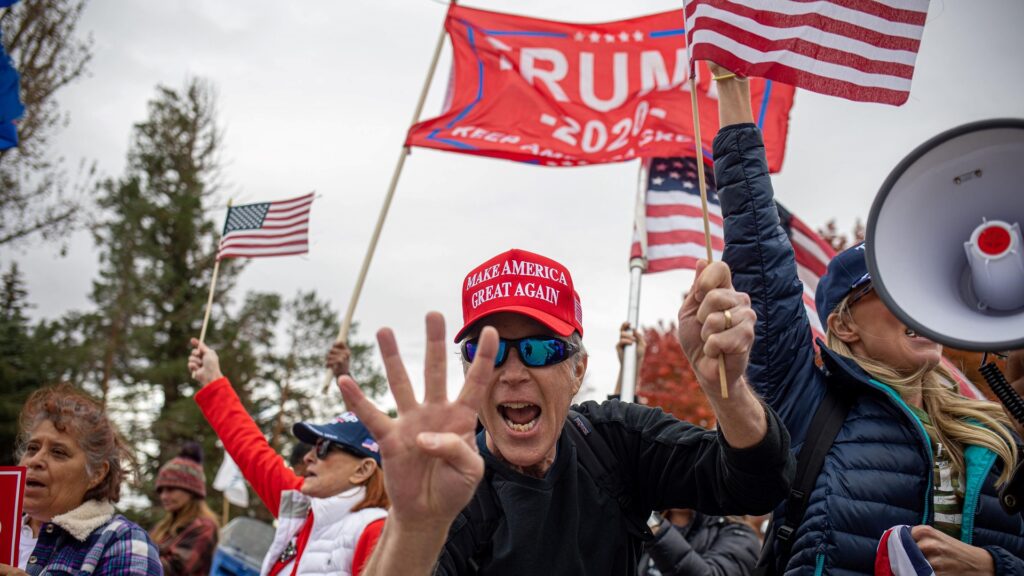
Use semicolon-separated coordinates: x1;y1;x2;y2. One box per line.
323;1;457;394
199;198;232;345
680;0;729;399
621;160;650;403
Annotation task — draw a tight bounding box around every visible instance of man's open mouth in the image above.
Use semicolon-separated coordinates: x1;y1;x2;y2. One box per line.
498;402;541;432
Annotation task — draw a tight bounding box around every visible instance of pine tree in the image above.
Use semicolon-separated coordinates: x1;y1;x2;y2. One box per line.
0;263;33;463
88;78;244;486
247;290;386;451
87;79;388;515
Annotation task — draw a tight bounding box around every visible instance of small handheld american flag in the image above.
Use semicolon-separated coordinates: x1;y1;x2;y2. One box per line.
217;192;314;260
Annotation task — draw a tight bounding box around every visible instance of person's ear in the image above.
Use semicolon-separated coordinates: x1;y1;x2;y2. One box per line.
88;461;111;490
570;355;588;396
349;458;377;485
827;311;860;345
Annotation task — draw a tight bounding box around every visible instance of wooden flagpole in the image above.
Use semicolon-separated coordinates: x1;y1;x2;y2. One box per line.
199;198;232;345
681;1;729;399
322;1;457;393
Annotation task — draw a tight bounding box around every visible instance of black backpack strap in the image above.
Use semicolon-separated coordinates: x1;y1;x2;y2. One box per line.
756;385;853;574
566;410;653;541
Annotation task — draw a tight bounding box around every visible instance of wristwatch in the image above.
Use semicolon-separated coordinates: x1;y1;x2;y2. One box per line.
647;511;665;535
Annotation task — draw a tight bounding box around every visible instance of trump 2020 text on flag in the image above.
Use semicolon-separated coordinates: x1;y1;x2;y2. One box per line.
406;5;795;170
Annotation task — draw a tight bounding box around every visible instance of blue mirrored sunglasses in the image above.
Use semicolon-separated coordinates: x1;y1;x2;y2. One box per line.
462;336;578;368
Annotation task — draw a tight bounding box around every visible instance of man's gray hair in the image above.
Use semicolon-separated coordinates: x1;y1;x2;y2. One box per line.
568;331;587;368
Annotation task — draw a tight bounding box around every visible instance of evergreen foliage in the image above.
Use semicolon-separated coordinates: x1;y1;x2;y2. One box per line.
4;75;386;522
88;79;239;488
0;0;95;247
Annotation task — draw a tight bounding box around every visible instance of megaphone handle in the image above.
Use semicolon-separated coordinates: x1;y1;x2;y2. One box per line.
980;362;1024;426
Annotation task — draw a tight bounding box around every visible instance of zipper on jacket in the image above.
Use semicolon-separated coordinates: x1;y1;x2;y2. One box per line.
867;379;934;524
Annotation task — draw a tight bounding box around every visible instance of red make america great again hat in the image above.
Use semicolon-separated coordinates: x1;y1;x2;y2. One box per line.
454;248;584;342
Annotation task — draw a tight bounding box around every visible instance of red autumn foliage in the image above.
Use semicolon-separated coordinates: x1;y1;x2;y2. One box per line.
817;218;865;253
630;323;1002;431
635;323;716;429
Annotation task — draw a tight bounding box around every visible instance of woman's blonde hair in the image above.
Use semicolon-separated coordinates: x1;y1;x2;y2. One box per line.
828;293;1018;486
150;495;220;543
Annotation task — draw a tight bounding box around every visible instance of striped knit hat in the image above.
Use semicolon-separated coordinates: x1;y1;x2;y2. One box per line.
156;443;207;498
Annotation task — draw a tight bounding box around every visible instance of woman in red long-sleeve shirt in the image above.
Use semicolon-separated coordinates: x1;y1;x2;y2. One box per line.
188;338;389;576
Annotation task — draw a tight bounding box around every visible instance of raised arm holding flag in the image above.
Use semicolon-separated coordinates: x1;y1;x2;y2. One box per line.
707;58;1024;575
187;340;390;576
342;247;791;576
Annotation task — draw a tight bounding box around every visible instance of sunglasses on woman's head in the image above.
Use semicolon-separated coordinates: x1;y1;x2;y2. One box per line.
848;282;875;306
462;335;579;368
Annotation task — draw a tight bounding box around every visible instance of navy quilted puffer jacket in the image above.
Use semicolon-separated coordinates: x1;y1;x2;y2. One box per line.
713;123;1024;575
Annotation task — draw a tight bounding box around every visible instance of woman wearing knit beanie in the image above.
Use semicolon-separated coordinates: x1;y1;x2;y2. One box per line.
151;442;220;575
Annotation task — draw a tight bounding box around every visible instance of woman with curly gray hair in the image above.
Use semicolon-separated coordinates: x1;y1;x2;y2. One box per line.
0;383;161;576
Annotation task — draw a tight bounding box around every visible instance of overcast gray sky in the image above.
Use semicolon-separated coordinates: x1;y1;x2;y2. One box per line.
9;0;1024;404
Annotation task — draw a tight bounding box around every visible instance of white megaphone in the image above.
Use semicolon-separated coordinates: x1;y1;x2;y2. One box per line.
865;119;1024;353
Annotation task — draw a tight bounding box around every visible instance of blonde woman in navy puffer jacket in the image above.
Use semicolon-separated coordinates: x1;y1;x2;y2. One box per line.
709;63;1024;576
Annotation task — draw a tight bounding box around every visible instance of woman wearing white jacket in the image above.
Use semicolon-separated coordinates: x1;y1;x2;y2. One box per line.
188;339;389;576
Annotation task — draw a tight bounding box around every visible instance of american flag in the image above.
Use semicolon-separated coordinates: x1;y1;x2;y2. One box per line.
630;156;984;399
776;202;833;341
217;192;314;260
683;0;929;106
630;157;723;273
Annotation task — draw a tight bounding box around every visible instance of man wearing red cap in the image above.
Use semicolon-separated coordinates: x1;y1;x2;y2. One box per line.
339;248;793;576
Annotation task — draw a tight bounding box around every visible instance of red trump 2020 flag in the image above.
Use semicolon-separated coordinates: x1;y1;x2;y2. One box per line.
407;5;795;171
217;193;314;260
629;158;983;398
683;0;929;106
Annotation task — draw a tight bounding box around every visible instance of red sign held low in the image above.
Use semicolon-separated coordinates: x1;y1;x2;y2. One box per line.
0;466;27;566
